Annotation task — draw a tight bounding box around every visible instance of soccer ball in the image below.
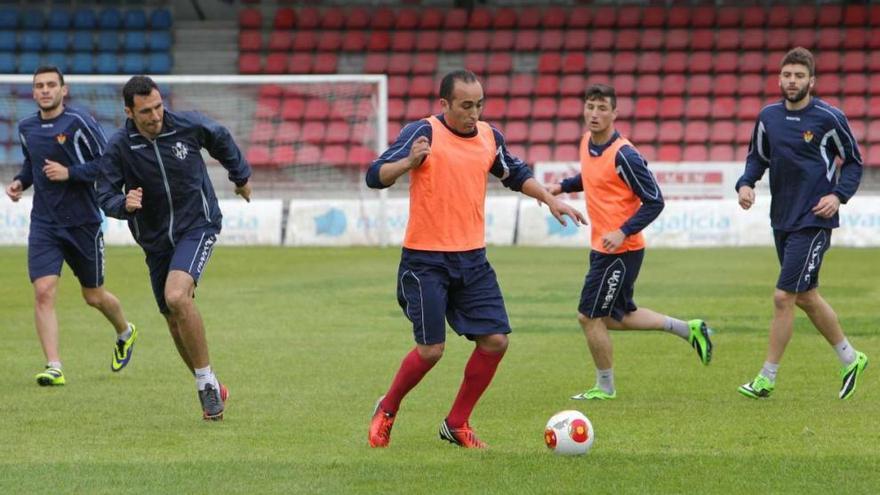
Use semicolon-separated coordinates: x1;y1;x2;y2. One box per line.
544;410;594;455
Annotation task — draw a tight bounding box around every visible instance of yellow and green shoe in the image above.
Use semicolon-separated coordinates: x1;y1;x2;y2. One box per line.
111;324;138;372
35;367;65;386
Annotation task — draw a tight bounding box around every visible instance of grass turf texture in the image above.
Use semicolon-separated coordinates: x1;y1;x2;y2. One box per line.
0;246;877;494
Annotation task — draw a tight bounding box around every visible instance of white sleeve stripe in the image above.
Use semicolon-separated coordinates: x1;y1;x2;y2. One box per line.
618;149;659;200
820;129;844;182
815;106;862;164
65;112;103;155
385;122;430;162
73;128;90;164
756;121;769;162
495;145;510;180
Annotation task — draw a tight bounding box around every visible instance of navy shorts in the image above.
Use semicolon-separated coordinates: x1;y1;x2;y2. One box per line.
145;228;218;314
774;227;831;293
578;249;644;321
396;248;511;345
28;221;104;288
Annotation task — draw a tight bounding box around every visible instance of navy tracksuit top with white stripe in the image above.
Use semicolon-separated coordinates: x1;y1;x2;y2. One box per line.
15;105;107;227
96;109;251;253
736;97;862;232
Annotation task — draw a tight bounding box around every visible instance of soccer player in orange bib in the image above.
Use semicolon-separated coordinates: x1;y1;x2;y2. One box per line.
366;70;586;448
546;84;714;401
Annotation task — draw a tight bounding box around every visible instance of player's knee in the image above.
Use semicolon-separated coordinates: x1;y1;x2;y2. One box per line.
773;290;796;310
417;343;444;363
164;288;191;312
82;290;104;308
577;312;591;327
478;333;508;354
33;283;56;307
795;290;819;310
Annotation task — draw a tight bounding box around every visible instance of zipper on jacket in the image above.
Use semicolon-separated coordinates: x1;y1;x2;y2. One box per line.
151;140;176;247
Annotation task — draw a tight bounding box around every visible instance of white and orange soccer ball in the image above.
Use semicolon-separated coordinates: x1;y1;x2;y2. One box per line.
544;410;594;455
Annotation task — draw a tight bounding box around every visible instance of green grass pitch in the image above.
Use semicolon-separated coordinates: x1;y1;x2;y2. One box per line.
0;245;877;494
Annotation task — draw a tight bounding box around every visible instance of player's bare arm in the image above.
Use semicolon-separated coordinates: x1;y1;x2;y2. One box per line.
125;187;143;213
43;159;69;182
5;179;23;202
811;193;840;219
378;135;431;186
738;185;755;210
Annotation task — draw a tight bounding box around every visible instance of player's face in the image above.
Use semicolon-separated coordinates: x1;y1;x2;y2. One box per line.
779;64;814;104
440;80;483;134
125;89;165;139
583;97;617;135
32;72;67;113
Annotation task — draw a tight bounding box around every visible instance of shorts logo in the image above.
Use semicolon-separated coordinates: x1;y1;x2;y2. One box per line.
601;269;622;311
803;130;814;143
172;141;188;160
803;240;823;285
196;235;215;273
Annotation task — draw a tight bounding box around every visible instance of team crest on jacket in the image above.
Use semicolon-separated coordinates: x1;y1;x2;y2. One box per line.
55;133;66;144
803;130;814;143
172;141;188;160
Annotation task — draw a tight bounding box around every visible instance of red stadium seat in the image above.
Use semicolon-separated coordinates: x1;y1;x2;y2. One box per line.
238;53;261;74
484;75;509;98
313;54;337;74
562;53;586;74
842;74;868;95
843;5;867;26
406;76;432;98
468;8;492;29
444;9;468;29
712;98;737;120
866;146;880;168
711;121;737;144
504;121;528;144
558;97;584;119
348;146;376;168
713;74;738;96
638;29;664;51
867;121;880;143
841;52;866;73
590;30;614;51
612;52;637;74
518;7;542;29
657;145;682;162
666;7;690;28
273;8;295;29
493;7;518;29
369;7;395;30
556;121;582;144
736;122;754;145
765;29;789;50
239;30;263;52
659;97;684;119
255;97;278;119
664;29;689;50
391;31;415;52
246;145;272;168
514;30;539;51
481;99;505;121
842;97;867;119
637;52;663;74
739;52;765;73
740;29;766;51
592;6;617;28
464;53;486;74
871;55;880;76
612;74;635;96
709;145;736;161
737;97;762;121
691;6;716;28
690;29;715;50
412;53;437;75
563;30;589;51
683;145;708;162
239;9;261;29
553;146;579;162
767;6;792;28
685;97;711;119
321;145;347;166
817;51;841;72
586;52;612;74
387;122;402;144
661;74;686;96
250;121;274;144
275;121;302;145
738;75;764;96
387;54;412;75
264;53;287;74
297;8;321;29
405;99;431;121
363;53;387;74
528;145;552;163
532;97;558;120
506;97;532;120
790;29;816;49
617;6;641;28
714;52;739;73
558;75;582;97
633;97;659;120
316;32;342;52
487;53;513;74
791;5;816;27
817;5;843;27
320;8;344;29
536;75;560;96
304;98;331;120
632;120;658;143
615;120;632;140
689;53;713;74
539;30;564;51
419;8;444;29
842;28;867;50
684;121;709;144
663;53;688;74
537;53;561;74
641;7;664;28
281;98;305;121
340;31;367;52
715;29;740;50
816;28;843;50
416;30;440;52
639;144;657;162
530;121;554;144
716;6;741;27
345;7;370;30
324;121;351;144
365;32;390;52
440;31;465;52
688;75;712;96
510;74;535;97
849;120;866;142
489;31;515;51
541;7;567;29
395;9;418;30
616;30;639;51
635;75;661;97
741;6;765;28
292;31;318;52
568;7;591;28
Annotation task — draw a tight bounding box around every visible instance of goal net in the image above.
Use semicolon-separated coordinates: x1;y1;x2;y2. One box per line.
0;74;388;198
